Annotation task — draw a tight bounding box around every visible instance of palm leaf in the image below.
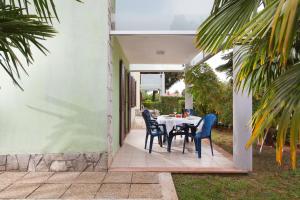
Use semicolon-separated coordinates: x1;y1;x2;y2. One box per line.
0;0;81;90
195;0;261;53
0;0;82;22
195;0;300;168
0;4;56;89
246;64;300;169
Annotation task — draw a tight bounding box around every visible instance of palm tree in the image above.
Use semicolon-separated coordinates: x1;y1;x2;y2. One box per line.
195;0;300;169
0;0;80;90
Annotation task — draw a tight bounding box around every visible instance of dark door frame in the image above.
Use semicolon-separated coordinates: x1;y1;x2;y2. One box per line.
119;60;126;146
127;73;132;133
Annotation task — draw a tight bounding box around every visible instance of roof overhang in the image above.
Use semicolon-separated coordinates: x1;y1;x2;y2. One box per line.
110;31;199;65
130;64;185;72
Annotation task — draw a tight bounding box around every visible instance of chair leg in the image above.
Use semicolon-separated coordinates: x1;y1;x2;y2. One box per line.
149;136;154;153
209;137;214;156
194;137;199;151
167;135;174;152
144;133;149;149
159;136;163;147
182;135;187;154
197;139;202;158
163;134;168;144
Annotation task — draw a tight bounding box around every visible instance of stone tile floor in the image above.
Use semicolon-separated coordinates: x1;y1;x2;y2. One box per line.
110;129;244;173
0;172;178;200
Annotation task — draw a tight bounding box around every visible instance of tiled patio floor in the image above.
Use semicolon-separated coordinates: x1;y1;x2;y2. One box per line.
110;129;246;173
0;172;177;199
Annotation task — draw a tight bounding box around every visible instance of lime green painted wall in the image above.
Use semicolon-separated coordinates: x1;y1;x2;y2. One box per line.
112;37;129;155
0;0;109;154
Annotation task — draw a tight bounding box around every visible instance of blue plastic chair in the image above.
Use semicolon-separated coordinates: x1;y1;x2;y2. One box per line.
142;110;167;153
182;117;204;153
194;114;217;158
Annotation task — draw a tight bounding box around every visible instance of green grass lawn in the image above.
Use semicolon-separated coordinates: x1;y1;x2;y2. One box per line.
173;130;300;200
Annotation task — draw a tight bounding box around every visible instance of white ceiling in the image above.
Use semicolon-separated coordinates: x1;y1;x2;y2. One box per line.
111;31;199;64
130;64;185;72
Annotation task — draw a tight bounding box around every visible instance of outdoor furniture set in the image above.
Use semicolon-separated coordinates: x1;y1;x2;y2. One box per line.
142;109;216;158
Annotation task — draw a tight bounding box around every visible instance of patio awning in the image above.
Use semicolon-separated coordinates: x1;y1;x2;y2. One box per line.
110;31;200;65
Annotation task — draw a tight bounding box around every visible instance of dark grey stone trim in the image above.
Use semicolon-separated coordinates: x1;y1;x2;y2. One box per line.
0;152;108;172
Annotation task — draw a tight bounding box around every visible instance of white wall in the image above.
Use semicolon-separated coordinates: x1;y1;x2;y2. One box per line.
0;0;109;154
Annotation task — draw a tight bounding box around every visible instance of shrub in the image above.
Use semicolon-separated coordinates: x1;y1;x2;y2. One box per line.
160;96;184;114
143;100;161;110
142;96;185;115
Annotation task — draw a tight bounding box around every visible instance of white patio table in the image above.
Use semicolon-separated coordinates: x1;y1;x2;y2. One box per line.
157;115;202;134
156;115;202;152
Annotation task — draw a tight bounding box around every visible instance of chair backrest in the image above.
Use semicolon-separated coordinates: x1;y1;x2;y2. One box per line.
142;110;153;132
200;114;217;138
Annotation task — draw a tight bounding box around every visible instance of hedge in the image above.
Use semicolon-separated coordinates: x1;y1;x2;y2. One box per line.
142;96;185;115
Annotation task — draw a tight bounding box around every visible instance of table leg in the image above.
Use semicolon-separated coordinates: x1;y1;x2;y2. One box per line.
167;129;175;152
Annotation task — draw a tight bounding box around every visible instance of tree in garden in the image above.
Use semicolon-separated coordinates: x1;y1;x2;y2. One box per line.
0;0;80;90
196;0;300;169
185;63;233;125
215;52;233;83
165;72;184;90
185;63;221;114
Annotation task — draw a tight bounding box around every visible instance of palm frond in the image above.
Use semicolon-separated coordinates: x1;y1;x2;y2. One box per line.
0;0;81;89
232;0;300;66
0;4;56;89
195;0;300;168
195;0;261;53
0;0;82;23
246;64;300;169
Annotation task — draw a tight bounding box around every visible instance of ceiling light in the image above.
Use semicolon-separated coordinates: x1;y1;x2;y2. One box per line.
156;50;165;55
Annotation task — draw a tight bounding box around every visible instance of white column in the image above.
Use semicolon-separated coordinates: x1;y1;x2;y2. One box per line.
185;87;193;109
184;66;193;109
161;72;166;95
233;46;253;171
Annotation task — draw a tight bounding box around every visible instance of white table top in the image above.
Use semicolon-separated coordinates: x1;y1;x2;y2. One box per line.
157;115;202;133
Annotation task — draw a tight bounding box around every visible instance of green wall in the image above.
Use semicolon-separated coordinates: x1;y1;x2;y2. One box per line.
112;37;129;155
0;0;109;154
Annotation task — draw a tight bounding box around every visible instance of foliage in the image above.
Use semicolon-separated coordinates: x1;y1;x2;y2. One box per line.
215;52;233;83
142;100;161;110
185;63;221;114
142;96;184;115
218;83;233;126
0;0;81;90
185;63;233;125
196;0;300;169
160;96;184;114
141;91;152;101
165;72;184;90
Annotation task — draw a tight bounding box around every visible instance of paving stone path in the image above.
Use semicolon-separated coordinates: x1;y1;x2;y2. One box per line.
0;172;177;199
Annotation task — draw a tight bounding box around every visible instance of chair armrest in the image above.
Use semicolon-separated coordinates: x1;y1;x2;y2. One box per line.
150;120;158;126
157;123;166;129
177;123;193;129
176;124;184;128
185;123;195;128
157;124;167;134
